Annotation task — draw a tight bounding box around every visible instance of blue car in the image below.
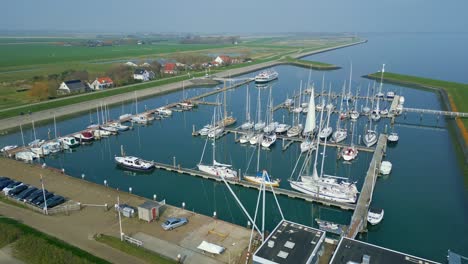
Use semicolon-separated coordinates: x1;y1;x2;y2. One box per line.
15;187;38;200
161;217;188;230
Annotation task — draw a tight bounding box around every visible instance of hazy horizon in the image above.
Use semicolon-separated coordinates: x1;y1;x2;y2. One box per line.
2;0;467;34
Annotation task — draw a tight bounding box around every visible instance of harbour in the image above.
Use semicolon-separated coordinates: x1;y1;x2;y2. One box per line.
0;33;467;263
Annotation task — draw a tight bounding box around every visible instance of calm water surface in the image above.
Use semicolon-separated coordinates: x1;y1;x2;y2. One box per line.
1;33;467;261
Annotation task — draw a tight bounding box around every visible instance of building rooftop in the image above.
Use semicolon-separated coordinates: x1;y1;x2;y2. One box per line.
138;200;162;210
330;237;439;264
253;220;325;264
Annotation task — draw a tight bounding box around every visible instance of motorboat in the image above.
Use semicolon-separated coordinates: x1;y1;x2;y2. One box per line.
178;101;194;110
249;133;263;145
261;133;277;148
388;132;399;143
108;122;130;131
287;125;303;137
275;124;291;134
318;126;333;140
254;69;278;83
244;171;280;187
380;161;392;175
386;91;395;99
241;121;254;130
331;128;347;143
367;208;384;225
239;132;254;144
41;141;62;154
28;139;45;148
73;131;94;143
157;107;172;116
119;113;132;121
131;114;149;124
207;126;224;139
263;122;278;133
341;146;358;161
94;129;112;138
363;130;378;147
100;125;119;133
315;219;346;235
115;156;155;172
59;137;79;148
399;96;405;104
254;122;266;131
1;145;18;152
300;140;315;153
198;124;213;136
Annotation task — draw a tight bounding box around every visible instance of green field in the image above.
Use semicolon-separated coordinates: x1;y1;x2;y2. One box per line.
0;216;109;264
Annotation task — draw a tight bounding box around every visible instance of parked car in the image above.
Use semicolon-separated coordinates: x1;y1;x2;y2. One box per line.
26;189;46;203
33;192;54;206
0;179;13;190
41;195;65;209
2;181;23;194
7;184;28;196
161;217;188;230
0;176;10;181
15;187;38;200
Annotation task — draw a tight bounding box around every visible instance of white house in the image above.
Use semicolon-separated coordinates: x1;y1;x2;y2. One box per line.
90;77;114;90
133;69;155;81
214;55;231;65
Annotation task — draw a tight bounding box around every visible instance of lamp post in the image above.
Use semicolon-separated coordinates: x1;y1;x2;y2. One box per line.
40;174;48;215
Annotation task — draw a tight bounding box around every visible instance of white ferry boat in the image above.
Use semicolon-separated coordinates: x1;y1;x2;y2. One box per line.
254;69;278;84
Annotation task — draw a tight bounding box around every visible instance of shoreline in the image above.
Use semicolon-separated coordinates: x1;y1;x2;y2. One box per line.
363;74;468;168
0;39;367;133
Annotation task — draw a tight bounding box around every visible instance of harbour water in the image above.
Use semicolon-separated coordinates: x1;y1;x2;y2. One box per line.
1;33;467;261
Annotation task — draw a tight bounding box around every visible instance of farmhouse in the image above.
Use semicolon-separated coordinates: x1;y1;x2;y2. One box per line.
57;80;90;95
90;77;114;90
163;63;177;74
133;69;155;81
214;55;232;65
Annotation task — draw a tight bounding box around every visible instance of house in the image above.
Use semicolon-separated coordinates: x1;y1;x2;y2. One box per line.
163;63;177;74
90;77;114;90
133;69;155;81
214;55;232;65
57;80;90;95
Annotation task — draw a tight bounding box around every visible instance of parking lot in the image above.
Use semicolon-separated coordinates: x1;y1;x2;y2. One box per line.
0;158;251;263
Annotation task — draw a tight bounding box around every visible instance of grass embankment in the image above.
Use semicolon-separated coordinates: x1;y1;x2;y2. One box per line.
282;57;339;70
95;234;176;264
0;217;109;264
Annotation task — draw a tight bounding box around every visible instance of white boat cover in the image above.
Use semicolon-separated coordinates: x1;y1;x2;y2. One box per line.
213;160;232;167
197;241;225;254
303;87;316;134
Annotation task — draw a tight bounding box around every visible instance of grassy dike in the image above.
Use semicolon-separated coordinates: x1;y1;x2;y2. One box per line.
365;71;468;180
281;57;340;70
0;217;109;264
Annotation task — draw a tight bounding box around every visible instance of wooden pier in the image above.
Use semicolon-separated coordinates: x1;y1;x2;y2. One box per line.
151;161;356;211
345;134;387;239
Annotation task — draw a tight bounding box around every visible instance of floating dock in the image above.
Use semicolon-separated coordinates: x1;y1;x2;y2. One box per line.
345;134;387;238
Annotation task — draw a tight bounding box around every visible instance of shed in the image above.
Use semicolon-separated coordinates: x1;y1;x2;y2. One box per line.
138;200;164;222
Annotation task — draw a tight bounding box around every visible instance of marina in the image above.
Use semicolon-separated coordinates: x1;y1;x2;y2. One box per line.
0;34;467;263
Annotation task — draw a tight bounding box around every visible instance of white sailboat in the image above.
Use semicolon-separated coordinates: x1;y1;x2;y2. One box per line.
292;82;303;113
28;120;44;147
198;108;237;179
300;85;317;153
253;87;265;131
131;92;149;124
363;121;378;147
371;64;386;122
244;141;280;187
241;84;254;130
289;100;358;203
239;131;254;144
261;86;277;148
362;83;372;115
332;82;348;143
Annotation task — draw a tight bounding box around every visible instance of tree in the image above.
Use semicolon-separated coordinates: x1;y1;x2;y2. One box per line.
29;81;49;100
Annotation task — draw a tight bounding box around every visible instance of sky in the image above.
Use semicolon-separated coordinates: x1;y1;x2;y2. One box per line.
1;0;467;34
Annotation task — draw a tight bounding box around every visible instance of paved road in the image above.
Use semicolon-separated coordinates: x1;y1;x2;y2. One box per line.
0;40;366;133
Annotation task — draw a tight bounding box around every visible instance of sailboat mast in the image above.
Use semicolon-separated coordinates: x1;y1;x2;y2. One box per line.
313;98;325;179
32;120;36;141
320;107;332;178
223;81;227;119
54;115;57;139
365;83;370;108
257;87;261;123
246;84;250;121
212;107;216;165
20;123;25;146
256;141;261;172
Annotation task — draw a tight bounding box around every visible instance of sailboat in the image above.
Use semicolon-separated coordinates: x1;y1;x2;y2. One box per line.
219;81;236;127
332;82;348;143
300;85;317;153
341;122;359;161
289;100;358;204
28;120;44;147
261;86;277;148
253;86;265;131
198;108;237;179
244;142;280;187
178;81;194;110
131;92;149;124
363;121;378;147
318;85;334;140
291;82;303;113
362;83;372;115
240;84;254;130
208;98;225;139
371;64;385;122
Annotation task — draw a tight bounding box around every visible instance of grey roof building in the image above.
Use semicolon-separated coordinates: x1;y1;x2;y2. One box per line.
57;80;90;94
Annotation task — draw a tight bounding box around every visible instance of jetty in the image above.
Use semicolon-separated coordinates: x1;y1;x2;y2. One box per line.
345;134;387;239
